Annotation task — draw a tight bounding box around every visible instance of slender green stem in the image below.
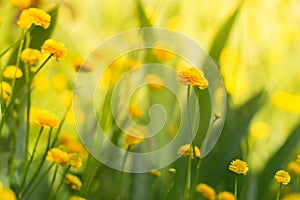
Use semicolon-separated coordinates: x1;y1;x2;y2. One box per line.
19;126;44;194
22;163;55;200
234;176;239;200
163;170;175;200
276;183;282;200
47;165;59;200
55;165;71;197
116;145;131;200
9;114;18;186
190;158;203;199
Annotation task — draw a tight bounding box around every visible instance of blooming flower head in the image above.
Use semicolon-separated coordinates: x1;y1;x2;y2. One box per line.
177;144;200;159
274;170;291;185
20;48;41;65
41;39;67;61
150;169;161;177
68;153;82;169
3;65;23;79
229;159;249;175
196;183;216;200
17;8;51;30
46;148;69;166
217;191;235;200
0;183;16;200
177;66;209;89
0;81;12;100
287;162;300;176
70;196;86;200
33;109;59;128
10;0;31;9
124;128;145;146
129;103;143;119
65;174;82;191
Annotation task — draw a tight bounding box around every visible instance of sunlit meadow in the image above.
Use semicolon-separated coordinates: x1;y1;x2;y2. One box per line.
0;0;300;200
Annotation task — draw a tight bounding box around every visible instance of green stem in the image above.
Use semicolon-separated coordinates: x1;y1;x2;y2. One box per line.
234;176;239;200
55;165;71;197
47;165;59;200
19;126;44;194
190;158;203;199
23;163;55;200
9;114;18;186
163;171;175;200
116;145;131;200
276;183;282;200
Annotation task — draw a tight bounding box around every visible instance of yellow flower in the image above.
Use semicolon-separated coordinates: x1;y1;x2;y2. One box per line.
229;159;249;175
64;174;82;191
73;57;92;72
177;144;200;159
70;196;86;200
272;92;300;114
17;8;51;30
177;66;209;90
41;39;67;61
10;0;31;9
20;48;41;65
150;170;161;177
0;183;16;200
129;104;143;119
274;170;291;185
3;66;23;79
33;74;49;91
196;183;216;200
152;42;174;62
124;128;145;146
0;81;12;100
68;153;82;169
145;74;164;89
283;193;300;200
287;162;300;176
297;155;300;164
217;191;235;200
46;148;69;166
33;109;59;128
250;121;270;141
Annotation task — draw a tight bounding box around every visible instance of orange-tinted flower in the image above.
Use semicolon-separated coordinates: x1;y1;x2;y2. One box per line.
177;144;200;159
41;39;67;61
177;66;208;89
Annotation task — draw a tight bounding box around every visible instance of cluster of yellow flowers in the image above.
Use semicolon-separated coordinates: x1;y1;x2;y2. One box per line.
46;148;82;169
196;183;235;200
177;144;201;159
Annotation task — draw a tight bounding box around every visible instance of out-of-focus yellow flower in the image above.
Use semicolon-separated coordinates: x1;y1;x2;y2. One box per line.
64;174;82;191
3;66;23;79
274;170;291;185
196;183;216;200
52;73;67;91
297;155;300;164
152;42;174;62
46;148;69;166
17;8;51;30
177;144;200;159
129;103;143;119
217;191;235;200
59;133;88;160
272;92;300;114
69;196;86;200
0;82;12;100
150;169;161;177
177;66;208;90
167;16;181;30
33;74;49;91
220;47;240;76
10;0;31;9
33;109;59;128
73;57;92;72
41;39;67;61
20;48;41;65
69;153;82;169
145;74;164;89
283;193;300;200
229;159;249;175
124;128;145;146
250;121;271;141
287;162;300;176
0;183;16;200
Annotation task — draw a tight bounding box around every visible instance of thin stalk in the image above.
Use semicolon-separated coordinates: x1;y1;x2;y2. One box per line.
163;171;175;200
19;126;44;194
116;145;131;200
190;158;203;199
9;114;18;186
23;163;55;200
55;165;71;197
234;176;239;200
47;165;59;200
276;183;282;200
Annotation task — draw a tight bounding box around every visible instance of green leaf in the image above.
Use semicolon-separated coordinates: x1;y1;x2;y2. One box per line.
257;124;300;200
209;3;242;65
136;0;152;27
